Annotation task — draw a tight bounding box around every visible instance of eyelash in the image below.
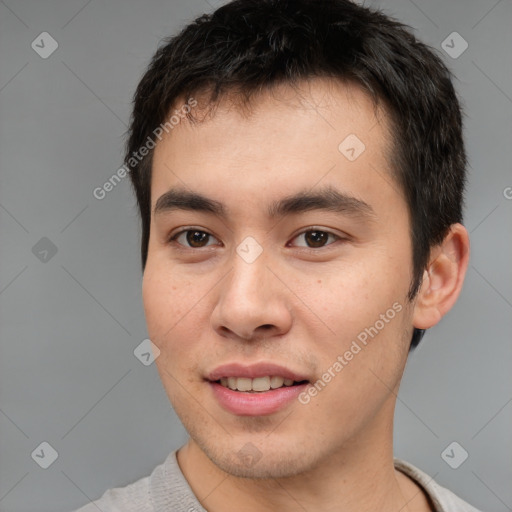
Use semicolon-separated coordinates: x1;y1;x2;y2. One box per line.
167;227;344;251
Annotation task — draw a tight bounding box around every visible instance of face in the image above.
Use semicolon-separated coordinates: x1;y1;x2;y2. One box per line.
143;78;417;478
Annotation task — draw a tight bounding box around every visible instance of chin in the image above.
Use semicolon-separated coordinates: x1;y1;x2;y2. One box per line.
194;434;321;479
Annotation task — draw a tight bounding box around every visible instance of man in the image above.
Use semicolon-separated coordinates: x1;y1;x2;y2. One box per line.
75;0;480;510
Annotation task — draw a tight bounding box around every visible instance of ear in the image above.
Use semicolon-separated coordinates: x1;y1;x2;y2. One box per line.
412;223;470;330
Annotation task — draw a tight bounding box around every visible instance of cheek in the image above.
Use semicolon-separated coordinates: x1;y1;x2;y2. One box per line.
142;263;196;346
142;265;206;396
309;286;411;433
306;255;409;339
142;258;220;369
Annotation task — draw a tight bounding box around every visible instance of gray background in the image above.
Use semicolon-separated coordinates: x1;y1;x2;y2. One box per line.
0;0;511;510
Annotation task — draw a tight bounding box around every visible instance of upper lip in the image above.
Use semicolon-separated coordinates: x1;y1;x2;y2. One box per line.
206;362;310;382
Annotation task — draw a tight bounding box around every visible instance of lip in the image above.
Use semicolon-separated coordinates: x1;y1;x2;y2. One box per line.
206;362;311;416
206;362;310;382
209;381;310;416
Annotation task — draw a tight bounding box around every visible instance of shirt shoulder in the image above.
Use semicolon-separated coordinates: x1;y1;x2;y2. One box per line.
72;450;205;512
394;458;483;512
71;471;153;512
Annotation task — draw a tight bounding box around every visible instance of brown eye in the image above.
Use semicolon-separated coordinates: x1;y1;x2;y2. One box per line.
291;229;339;248
186;230;210;247
171;229;218;248
305;231;329;247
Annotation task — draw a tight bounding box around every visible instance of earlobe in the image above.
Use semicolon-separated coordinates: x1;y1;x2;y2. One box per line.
412;223;470;330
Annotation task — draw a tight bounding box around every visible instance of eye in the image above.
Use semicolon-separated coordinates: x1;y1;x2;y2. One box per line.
168;228;342;250
169;229;220;248
289;229;340;249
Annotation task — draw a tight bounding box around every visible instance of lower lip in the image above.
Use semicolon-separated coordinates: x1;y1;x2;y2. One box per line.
209;381;309;416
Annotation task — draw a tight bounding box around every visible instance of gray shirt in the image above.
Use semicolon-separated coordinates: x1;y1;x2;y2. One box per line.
73;450;482;511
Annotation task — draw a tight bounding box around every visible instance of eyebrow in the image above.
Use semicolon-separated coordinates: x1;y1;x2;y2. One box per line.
153;185;376;221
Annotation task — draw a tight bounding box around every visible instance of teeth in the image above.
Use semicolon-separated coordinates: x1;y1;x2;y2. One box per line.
270;376;285;389
236;377;253;391
219;376;299;392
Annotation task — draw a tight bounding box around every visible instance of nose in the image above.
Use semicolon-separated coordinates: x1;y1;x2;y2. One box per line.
210;248;293;342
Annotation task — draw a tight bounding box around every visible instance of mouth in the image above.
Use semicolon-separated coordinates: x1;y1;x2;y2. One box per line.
205;362;312;415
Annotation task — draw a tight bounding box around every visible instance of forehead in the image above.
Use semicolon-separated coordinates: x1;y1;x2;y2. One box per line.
151;78;399;215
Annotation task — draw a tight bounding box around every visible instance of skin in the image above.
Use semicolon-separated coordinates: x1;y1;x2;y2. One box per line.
143;77;470;512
